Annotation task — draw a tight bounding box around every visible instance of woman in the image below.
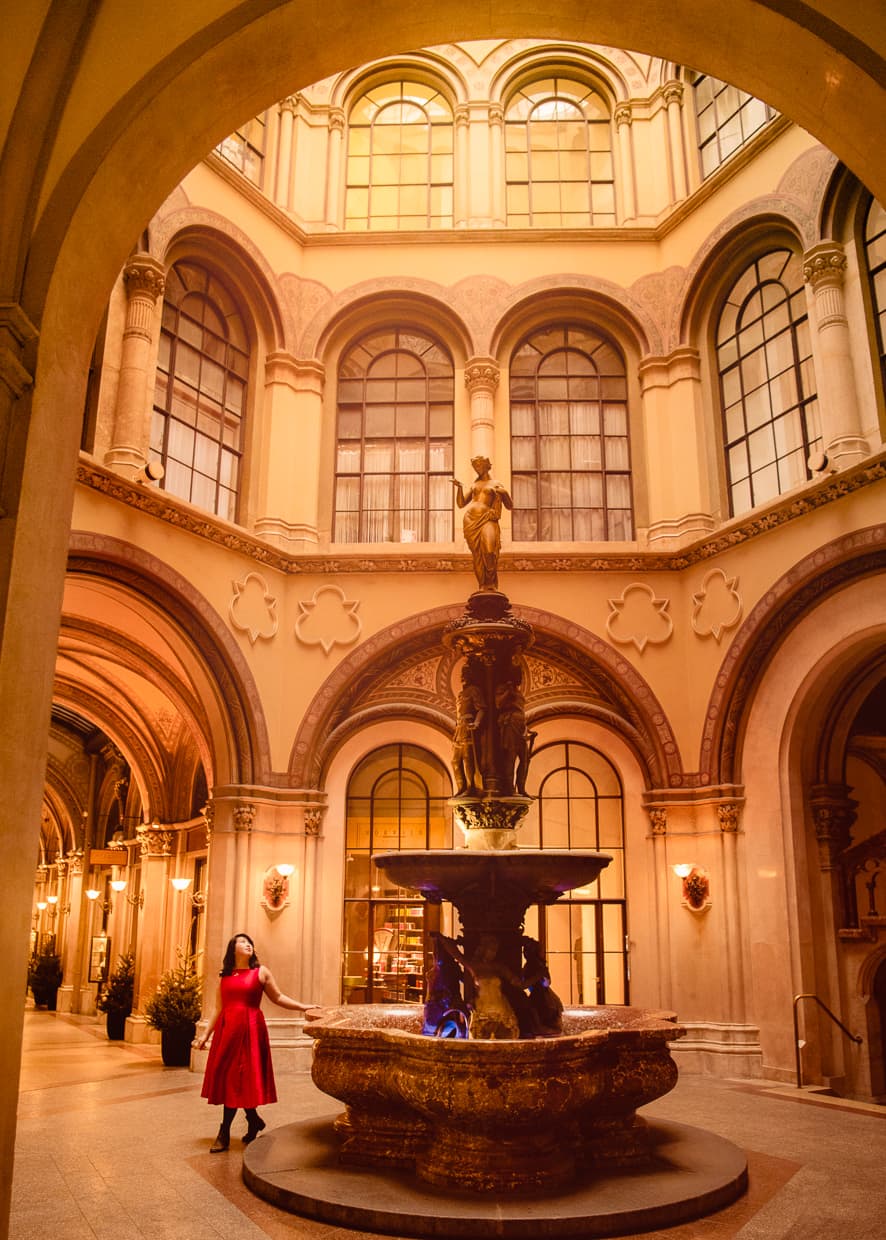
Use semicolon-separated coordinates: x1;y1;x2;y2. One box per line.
452;457;513;592
198;932;314;1152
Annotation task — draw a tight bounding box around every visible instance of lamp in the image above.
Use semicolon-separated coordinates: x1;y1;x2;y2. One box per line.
36;901;47;911
261;864;294;913
170;876;193;891
673;864;711;912
109;879;127;892
85;888;101;901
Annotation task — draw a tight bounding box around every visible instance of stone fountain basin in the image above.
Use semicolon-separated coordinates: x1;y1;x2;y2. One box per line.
373;848;613;902
307;1003;685;1192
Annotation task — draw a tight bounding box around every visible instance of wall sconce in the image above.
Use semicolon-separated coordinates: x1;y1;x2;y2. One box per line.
673;864;711;912
109;879;127;893
125;888;145;908
85;887;111;914
261;864;294;914
85;888;101;901
170;877;192;892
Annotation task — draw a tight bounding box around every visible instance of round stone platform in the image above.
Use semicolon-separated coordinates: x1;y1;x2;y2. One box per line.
243;1115;748;1238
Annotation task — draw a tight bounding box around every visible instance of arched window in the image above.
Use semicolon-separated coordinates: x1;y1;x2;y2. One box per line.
716;249;821;516
334;328;454;543
345;80;454;230
509;324;633;541
690;72;777;179
342;745;455;1004
505;78;614;228
152;261;248;521
522;741;628;1005
863;198;886;398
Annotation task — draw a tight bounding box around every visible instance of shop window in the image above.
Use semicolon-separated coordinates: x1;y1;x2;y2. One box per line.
505;78;615;228
716;249;821;516
863;198;886;399
345;81;453;230
152;261;249;522
334;328;454;543
215;114;266;186
521;742;628;1005
691;72;778;180
342;745;455;1004
509;324;633;541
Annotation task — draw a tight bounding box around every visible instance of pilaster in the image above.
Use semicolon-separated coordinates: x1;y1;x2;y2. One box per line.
464;357;500;461
254;352;325;549
104;253;166;479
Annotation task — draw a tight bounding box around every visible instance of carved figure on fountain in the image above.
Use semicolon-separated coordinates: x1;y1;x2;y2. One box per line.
422;932;470;1036
521;935;564;1036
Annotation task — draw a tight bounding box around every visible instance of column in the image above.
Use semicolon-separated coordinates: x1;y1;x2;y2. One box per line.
325;108;345;229
130;822;174;1040
0;302;38;518
803;242;869;469
454;105;470;227
57;850;87;1013
104;253;166;478
464;358;499;462
646;805;673;1008
614;104;636;223
717;799;746;1024
274;95;298;211
488;104;505;227
254;352;325;549
300;807;324;1003
663;83;688;201
639;347;715;546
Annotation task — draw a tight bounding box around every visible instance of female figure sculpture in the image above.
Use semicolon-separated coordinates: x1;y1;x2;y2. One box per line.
452;457;512;592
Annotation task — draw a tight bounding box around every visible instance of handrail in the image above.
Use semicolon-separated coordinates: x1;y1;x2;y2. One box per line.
792;993;863;1089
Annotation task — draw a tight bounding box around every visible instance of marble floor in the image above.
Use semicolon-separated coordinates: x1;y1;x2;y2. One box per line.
10;1008;886;1239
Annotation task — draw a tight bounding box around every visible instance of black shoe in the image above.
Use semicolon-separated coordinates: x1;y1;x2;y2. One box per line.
210;1127;230;1153
242;1116;266;1145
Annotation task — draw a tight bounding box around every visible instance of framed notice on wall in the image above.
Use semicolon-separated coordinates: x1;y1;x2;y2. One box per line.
89;935;110;984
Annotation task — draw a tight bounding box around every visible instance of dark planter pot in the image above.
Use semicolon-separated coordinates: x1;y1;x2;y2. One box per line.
161;1024;196;1067
106;1011;128;1040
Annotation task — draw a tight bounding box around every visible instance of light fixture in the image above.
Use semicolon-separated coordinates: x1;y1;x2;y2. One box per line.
109;879;127;892
170;877;193;891
673;864;711;912
85;888;100;901
261;864;294;914
47;894;58;905
36;901;47;912
274;864;294;878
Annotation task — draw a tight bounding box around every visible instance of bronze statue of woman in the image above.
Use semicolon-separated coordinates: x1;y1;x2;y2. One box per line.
451;457;513;592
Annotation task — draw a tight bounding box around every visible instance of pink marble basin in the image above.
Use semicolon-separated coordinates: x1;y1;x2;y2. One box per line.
307;1003;684;1193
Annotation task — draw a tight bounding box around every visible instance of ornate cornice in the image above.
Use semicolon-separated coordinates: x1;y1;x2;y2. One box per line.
75;452;885;574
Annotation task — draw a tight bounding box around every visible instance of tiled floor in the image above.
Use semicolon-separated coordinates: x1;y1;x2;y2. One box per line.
10;1009;886;1239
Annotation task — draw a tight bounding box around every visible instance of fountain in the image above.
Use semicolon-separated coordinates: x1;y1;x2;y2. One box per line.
244;462;748;1235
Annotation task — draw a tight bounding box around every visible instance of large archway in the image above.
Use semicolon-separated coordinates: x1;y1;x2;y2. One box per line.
2;5;885;1233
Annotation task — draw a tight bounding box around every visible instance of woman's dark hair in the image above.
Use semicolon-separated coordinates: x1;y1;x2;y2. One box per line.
220;932;259;976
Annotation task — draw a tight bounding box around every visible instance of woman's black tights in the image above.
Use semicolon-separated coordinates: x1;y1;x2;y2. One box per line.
220;1105;262;1136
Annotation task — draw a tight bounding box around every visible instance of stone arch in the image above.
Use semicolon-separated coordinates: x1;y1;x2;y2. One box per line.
489;42;632;108
305;283;475;364
289;600;681;789
490;281;657;360
66;533;271;788
699;526;886;785
330;48;471;111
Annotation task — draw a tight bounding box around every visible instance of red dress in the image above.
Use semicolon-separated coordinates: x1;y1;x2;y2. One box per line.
201;967;277;1108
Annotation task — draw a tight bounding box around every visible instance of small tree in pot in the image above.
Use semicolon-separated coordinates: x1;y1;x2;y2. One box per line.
96;952;135;1039
145;955;202;1066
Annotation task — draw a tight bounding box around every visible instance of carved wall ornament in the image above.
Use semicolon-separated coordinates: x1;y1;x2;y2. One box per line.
606;583;673;653
717;803;741;833
137;821;174;857
295;584;362;654
229;572;279;645
648;807;667;835
233;803;256;834
691;568;743;642
261;865;291;914
201;800;214;841
802;242;848;288
614;102;633;127
304;807;323;836
387;657;443;694
679;865;712;912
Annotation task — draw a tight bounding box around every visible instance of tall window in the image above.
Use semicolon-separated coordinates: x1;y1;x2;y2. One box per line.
522;742;628;1005
509;324;633;541
334;329;454;543
152;261;248;522
691;73;778;179
215;114;266;186
863;198;886;398
505;78;615;228
717;249;821;516
342;745;454;1004
345;81;453;230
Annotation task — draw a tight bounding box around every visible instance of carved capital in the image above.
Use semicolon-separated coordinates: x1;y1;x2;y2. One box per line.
487;103;504;127
329;108;345;134
304;807;323;837
67;849;84;876
234;802;257;833
464;358;500;395
662;83;684;108
55;858;69;878
455;104;471;128
279;93;300;115
717;803;741;833
648;807;667;835
803;242;847;289
123;254;166;303
137;822;174;857
614;102;633;128
809;783;857;870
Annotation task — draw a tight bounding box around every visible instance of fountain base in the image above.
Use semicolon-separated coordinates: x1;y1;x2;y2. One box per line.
243;1115;748;1237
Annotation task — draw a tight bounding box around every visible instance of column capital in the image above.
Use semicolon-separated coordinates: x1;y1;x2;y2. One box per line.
123;253;166;302
717;802;742;833
803;241;847;289
137;822;174;857
464;357;500;394
233;802;257;833
279;93;300;115
647;807;667;835
487;103;503;127
265;351;325;392
809;782;857;870
614;102;633;128
662;82;684;108
304;807;323;837
328;108;345;134
454;103;471;128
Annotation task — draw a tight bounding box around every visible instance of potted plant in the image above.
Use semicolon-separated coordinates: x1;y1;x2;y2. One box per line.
96;952;134;1039
145;955;202;1066
28;947;63;1010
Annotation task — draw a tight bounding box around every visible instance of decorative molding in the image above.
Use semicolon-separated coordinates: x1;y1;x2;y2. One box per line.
606;582;673;653
304;807;323;836
692;567;743;642
648;807;667;835
137;822;174;857
717;803;741;833
233;802;257;833
295;584;361;654
229;572;279;645
803;241;848;289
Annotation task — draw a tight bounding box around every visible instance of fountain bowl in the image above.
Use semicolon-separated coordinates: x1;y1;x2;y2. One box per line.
307;1002;684;1193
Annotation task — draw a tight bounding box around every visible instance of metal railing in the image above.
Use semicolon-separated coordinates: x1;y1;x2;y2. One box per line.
793;993;863;1088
